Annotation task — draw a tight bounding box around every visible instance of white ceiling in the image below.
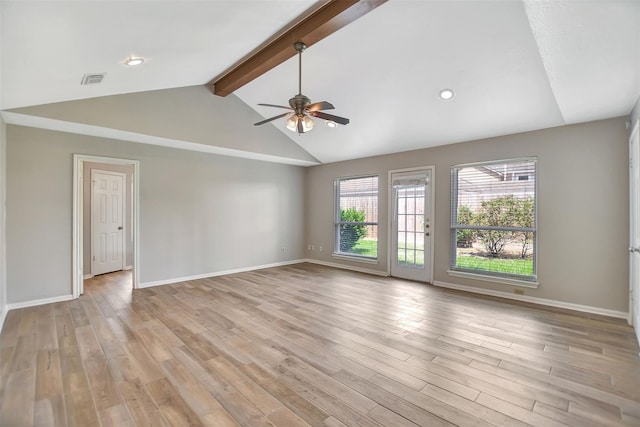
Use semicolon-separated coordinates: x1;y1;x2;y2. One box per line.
2;0;639;165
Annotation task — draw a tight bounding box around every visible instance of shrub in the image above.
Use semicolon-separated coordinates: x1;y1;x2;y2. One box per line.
456;205;475;247
339;207;368;252
473;195;529;257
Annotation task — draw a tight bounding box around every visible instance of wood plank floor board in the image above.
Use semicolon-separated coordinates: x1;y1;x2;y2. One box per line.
1;264;639;426
475;392;568;427
36;305;58;351
242;362;330;427
420;383;528;427
74;325;122;411
99;403;136;427
275;365;385;427
365;372;494;427
277;356;379;414
1;309;22;349
0;367;36;426
207;354;284;416
34;394;68;427
118;377;169;427
469;356;637;418
7;333;37;373
146;377;203;427
331;370;454;427
35;349;64;400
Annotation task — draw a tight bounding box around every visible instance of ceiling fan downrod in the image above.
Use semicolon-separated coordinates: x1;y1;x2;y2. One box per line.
295;41;306;96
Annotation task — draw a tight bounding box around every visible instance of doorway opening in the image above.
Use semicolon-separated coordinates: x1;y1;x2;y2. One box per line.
72;155;140;298
388;167;435;282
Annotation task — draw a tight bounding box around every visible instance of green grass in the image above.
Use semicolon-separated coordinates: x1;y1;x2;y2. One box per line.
350;239;378;257
456;254;533;276
348;242;532;276
397;244;425;267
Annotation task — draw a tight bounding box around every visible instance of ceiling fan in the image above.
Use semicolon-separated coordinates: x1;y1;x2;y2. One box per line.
253;41;350;134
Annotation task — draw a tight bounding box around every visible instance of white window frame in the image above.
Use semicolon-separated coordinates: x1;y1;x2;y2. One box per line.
449;158;538;285
334;174;379;262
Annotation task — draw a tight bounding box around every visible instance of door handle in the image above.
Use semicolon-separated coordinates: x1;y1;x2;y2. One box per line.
118;226;123;230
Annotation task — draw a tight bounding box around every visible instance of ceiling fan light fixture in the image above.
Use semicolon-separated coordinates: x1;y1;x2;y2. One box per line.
326;120;337;128
302;116;315;131
286;115;315;133
286;115;298;132
124;56;144;66
439;89;455;100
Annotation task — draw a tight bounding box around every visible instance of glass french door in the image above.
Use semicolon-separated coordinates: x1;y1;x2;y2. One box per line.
391;169;432;282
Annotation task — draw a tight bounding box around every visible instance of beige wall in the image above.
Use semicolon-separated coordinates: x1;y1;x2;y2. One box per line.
82;162;134;274
305;117;630;312
6;125;306;304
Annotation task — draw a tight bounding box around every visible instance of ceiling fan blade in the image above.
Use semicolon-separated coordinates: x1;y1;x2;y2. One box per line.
309;111;350;125
257;103;294;110
307;101;335;112
254;112;290;126
297;117;304;134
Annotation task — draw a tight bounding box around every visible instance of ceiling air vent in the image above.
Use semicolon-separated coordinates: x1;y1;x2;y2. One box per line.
80;73;106;85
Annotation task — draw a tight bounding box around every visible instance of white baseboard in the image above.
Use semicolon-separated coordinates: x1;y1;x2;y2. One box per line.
303;258;389;277
124;265;133;271
7;294;75;310
83;274;94;280
138;259;306;289
433;280;628;319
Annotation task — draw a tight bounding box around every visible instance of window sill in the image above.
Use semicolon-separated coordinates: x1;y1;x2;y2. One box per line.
332;253;379;265
447;269;539;288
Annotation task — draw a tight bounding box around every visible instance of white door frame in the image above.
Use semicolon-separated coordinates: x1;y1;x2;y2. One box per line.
91;169;126;276
387;166;435;283
73;154;140;297
629;120;640;339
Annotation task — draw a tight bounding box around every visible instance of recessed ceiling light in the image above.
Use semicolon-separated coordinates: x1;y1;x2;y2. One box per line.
326;121;337;128
124;56;144;66
439;89;454;100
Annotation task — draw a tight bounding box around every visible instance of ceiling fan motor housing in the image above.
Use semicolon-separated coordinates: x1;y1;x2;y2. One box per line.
290;94;311;116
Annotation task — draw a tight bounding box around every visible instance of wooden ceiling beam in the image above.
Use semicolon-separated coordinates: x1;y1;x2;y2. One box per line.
207;0;387;97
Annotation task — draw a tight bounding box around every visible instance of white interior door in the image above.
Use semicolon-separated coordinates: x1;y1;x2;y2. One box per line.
629;120;640;345
91;170;125;276
390;169;433;282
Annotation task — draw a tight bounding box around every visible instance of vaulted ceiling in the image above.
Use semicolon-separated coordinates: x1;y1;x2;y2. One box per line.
2;1;639;165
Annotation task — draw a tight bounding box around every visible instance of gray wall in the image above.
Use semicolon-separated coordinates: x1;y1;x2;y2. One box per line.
305;117;630;312
83;162;134;274
0;7;6;321
9;86;319;164
0;114;6;318
6;125;305;304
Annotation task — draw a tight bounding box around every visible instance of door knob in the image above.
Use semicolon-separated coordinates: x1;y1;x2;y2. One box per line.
118;226;123;230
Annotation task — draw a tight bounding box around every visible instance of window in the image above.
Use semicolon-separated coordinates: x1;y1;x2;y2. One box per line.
451;158;536;281
335;175;379;259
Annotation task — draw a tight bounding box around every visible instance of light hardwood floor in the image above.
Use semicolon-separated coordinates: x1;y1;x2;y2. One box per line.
1;263;639;426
